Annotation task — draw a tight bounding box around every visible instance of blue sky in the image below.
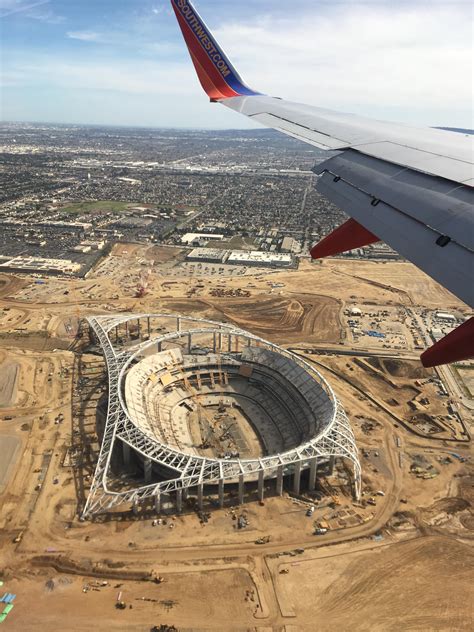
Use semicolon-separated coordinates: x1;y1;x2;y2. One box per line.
1;0;472;129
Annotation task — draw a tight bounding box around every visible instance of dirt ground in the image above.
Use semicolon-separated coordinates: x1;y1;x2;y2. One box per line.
0;360;19;407
206;294;343;344
273;536;473;631
0;435;20;492
0;246;472;631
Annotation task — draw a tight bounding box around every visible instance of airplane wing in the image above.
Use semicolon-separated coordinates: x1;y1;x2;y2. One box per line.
171;0;474;367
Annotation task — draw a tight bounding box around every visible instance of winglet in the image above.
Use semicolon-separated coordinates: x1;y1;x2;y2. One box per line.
421;317;474;367
171;0;260;101
310;219;380;259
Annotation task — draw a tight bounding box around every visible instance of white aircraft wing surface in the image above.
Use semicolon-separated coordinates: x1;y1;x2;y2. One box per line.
171;0;474;367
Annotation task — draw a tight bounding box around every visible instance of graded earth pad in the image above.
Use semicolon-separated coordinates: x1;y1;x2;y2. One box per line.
0;435;20;492
0;361;19;407
274;536;474;631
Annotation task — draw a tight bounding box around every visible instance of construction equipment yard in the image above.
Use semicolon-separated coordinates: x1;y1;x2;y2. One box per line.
0;246;472;631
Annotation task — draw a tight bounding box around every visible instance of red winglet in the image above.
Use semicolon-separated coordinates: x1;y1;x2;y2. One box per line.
310;218;380;259
171;0;259;101
421;317;474;367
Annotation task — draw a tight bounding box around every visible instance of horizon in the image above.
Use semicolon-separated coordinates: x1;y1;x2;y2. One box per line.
1;120;473;135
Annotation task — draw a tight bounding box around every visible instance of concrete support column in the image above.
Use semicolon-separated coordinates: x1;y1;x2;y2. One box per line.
258;470;264;502
213;332;217;353
308;457;318;491
197;482;204;510
147;317;151;337
218;478;225;508
176;489;183;513
238;474;245;504
188;333;192;354
218;332;222;352
137;318;141;336
182;488;189;501
276;465;284;496
177;317;181;332
154;494;161;514
125;321;129;337
247;338;252;347
293;461;302;495
157;341;162;352
144;458;152;483
132;501;139;516
228;334;232;352
115;326;119;342
328;455;335;476
122;442;131;467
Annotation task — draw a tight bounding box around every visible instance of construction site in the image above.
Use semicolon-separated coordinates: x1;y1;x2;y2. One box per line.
82;313;360;518
0;246;473;631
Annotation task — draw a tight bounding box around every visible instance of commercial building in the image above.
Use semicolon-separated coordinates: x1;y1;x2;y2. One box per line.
435;312;457;323
181;233;224;246
187;248;227;263
280;236;299;253
227;250;294;268
72;245;92;254
36;221;92;232
0;256;81;275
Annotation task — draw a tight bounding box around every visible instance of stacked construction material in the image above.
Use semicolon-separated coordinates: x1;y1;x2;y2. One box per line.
0;592;16;624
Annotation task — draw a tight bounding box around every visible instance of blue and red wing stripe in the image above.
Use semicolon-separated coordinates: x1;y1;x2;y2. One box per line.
171;0;260;101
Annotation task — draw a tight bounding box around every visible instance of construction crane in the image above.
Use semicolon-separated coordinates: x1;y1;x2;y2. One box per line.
219;422;236;442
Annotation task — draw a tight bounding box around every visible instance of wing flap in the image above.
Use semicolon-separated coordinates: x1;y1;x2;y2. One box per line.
315;151;474;252
316;170;474;307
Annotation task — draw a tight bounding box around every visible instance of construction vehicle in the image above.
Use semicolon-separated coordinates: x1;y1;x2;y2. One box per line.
314;528;328;535
255;535;271;545
219;422;236;442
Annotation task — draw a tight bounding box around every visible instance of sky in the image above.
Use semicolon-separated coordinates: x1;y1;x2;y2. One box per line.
0;0;473;129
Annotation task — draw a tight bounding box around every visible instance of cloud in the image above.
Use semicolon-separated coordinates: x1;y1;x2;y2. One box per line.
213;1;473;124
67;31;109;43
1;53;196;97
0;0;49;18
0;0;63;23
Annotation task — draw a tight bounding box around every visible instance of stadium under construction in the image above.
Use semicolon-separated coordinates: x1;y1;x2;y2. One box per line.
82;313;361;518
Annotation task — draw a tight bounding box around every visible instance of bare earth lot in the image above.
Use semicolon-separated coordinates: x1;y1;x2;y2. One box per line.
0;360;19;407
0;435;20;493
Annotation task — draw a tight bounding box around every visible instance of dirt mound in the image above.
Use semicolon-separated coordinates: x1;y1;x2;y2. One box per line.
422;497;470;516
210;294;342;343
32;555;151;581
460;514;474;530
367;356;430;379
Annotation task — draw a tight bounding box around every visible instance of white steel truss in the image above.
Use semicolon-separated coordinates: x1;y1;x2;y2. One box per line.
81;314;361;518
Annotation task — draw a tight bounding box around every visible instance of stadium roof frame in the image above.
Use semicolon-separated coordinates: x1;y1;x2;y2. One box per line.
81;314;361;518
